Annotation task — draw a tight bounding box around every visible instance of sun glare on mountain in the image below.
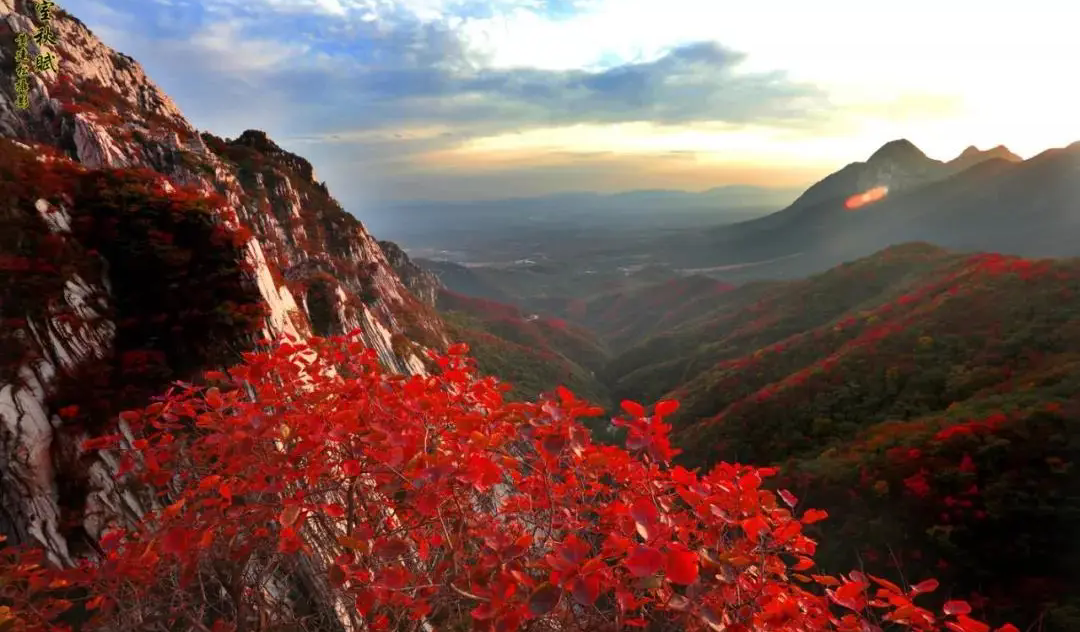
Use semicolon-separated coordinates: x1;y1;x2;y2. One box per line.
844;185;889;210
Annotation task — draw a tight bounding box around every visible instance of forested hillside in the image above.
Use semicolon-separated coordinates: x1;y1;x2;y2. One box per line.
435;289;611;406
508;243;1080;630
418;242;1080;629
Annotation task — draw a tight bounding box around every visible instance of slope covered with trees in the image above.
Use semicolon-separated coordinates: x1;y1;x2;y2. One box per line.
522;243;1080;630
436;289;611;406
415;243;1080;630
1;337;1012;632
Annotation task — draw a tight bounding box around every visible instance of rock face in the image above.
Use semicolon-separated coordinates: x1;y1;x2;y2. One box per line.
0;0;446;568
378;239;442;307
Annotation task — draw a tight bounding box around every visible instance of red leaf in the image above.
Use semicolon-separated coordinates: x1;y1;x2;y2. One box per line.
380;566;407;589
161;528;190;556
447;342;469;355
355;589;377;616
829;580;867;611
741;515;769;540
654;400;679;417
665;548;699;585
630;497;659;540
198;475;223;491
375;538;411;559
624;546;663;577
342;460;362;477
944;600;972;616
541;433;567;455
778;489;798;509
465;454;503;490
570;574;601;606
204;387;224;409
910;578;940;595
801;508;828;524
472;602;496;621
85;595;106;610
527;582;562;617
620;400;645;417
496;610;522;632
868;573;903;595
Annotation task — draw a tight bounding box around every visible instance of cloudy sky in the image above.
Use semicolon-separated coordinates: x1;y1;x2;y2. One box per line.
65;0;1079;209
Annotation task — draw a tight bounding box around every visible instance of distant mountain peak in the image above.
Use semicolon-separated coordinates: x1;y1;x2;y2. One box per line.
953;144;1021;163
867;139;929;164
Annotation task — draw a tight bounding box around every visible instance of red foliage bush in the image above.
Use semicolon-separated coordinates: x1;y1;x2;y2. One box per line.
0;336;1014;632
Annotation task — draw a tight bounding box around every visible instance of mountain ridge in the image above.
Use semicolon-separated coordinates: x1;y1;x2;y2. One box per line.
473;243;1080;628
639;136;1080;281
0;0;446;579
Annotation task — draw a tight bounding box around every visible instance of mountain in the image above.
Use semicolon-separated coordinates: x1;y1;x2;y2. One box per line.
435;289;611;409
378;239;441;306
3;3;1076;630
526;243;1080;629
772;138;944;218
415;258;517;304
530;274;737;354
662;245;1080;629
653;138;1080;280
0;0;444;575
946;144;1022;173
423;241;1080;628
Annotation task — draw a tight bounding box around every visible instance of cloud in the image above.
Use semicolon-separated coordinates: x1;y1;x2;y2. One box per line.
271;38;827;138
68;0;825;131
62;0;830;205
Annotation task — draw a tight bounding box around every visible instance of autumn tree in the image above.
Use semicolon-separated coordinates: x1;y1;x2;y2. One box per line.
0;334;1015;632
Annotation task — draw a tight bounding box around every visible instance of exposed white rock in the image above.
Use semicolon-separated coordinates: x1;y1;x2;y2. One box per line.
247;239;304;342
35;198;70;233
0;11;446;629
0;368;72;568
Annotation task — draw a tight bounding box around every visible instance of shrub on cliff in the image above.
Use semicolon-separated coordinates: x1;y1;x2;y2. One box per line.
0;334;1014;632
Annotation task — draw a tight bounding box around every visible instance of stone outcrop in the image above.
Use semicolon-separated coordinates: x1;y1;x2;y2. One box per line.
0;0;446;571
378;239;443;307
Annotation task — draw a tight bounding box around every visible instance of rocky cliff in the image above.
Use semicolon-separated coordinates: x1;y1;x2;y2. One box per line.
0;0;447;566
377;239;442;307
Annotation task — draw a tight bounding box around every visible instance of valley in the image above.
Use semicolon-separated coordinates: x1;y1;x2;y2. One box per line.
411;142;1080;631
432;242;1080;630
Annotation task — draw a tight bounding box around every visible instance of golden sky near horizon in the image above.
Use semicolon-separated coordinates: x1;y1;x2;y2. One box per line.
83;0;1080;201
382;0;1080;197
